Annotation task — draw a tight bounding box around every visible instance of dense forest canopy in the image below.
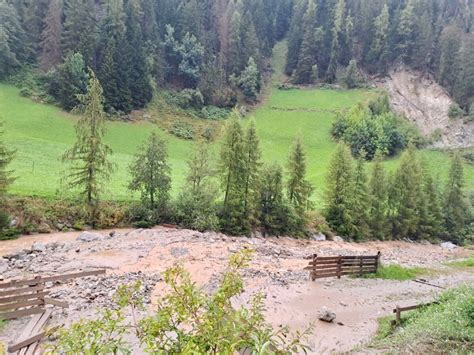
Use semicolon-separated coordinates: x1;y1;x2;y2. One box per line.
1;0;473;114
287;0;474;109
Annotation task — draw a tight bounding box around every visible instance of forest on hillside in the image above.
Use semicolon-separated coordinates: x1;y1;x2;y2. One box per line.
1;0;474;115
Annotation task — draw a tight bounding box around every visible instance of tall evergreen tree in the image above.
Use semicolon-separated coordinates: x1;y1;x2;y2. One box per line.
40;0;63;71
396;0;416;63
292;0;320;84
128;132;171;210
367;4;390;71
327;0;346;82
387;147;424;240
350;156;370;240
54;52;89;110
0;122;14;198
62;0;97;66
422;169;443;238
324;143;354;237
239;57;261;101
367;153;389;240
243;122;262;228
286;137;313;212
62;71;115;224
443;154;468;243
219;117;248;235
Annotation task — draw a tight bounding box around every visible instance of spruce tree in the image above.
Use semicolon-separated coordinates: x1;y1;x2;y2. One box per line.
62;0;97;66
351;156;370;240
62;71;115;225
292;0;319;84
40;0;63;71
239;57;261;101
387;147;424;240
396;0;416;63
0;122;14;198
368;4;390;71
367;153;389;240
243;122;262;228
55;52;89;111
287;137;313;212
327;0;346;82
443;154;468;243
324;143;354;237
129;132;171;210
218;117;248;235
422;170;443;239
177;143;218;232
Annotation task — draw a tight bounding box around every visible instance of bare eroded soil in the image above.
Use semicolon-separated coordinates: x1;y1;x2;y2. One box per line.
0;227;472;354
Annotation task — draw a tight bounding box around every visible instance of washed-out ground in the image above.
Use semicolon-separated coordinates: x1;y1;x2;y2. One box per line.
0;227;472;354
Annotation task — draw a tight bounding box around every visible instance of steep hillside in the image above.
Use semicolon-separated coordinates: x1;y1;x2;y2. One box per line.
379;68;474;149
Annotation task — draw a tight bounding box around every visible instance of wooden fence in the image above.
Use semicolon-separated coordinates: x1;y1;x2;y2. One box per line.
0;269;105;320
392;302;437;325
305;252;381;281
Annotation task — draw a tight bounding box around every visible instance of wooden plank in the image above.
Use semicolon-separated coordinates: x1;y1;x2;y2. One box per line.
0;307;45;320
0;291;49;304
0;298;44;312
44;297;68;308
8;322;58;353
17;312;44;340
24;342;39;355
0;285;44;298
0;269;106;289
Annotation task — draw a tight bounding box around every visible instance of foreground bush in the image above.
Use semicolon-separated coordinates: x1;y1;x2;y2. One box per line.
49;251;312;354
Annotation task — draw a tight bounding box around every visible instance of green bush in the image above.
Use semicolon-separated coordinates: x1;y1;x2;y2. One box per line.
50;251;312;354
169;120;195;140
200;105;230;120
175;189;219;232
448;103;464;119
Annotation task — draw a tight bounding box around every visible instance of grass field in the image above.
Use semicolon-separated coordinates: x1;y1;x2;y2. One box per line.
1;40;473;205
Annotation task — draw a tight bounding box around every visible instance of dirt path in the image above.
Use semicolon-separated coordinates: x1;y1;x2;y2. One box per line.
0;228;472;353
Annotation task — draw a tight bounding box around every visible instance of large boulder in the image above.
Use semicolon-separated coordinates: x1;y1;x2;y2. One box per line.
312;233;326;241
77;232;103;242
318;306;336;322
332;236;344;242
440;241;457;250
31;242;47;253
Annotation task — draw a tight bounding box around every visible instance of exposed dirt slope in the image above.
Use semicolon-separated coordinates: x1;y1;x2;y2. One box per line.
377;67;474;148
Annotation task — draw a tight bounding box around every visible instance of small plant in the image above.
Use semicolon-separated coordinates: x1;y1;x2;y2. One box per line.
362;264;428;281
447;255;474;267
50;251;312;354
200;106;230;120
169;120;195;140
448;103;464;119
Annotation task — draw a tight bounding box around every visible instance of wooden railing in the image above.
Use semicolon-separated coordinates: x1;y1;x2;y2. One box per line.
0;269;105;320
305;252;381;281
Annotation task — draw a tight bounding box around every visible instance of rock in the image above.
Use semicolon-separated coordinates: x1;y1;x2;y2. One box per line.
332;236;344;242
312;233;326;241
38;222;52;234
440;242;457;250
318;307;336;322
170;247;189;257
32;242;47;253
0;261;8;274
9;218;18;227
77;232;103;242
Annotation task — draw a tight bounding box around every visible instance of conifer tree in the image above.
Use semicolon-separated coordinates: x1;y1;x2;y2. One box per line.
286;137;313;212
239;57;261;101
327;0;346;82
443;154;468;243
324;143;354;237
368;4;390;71
0;122;14;199
387;147;424;240
129;132;171;210
62;71;115;224
243;122;262;227
367;153;388;240
292;0;319;84
422;170;443;238
40;0;63;71
219;117;248;235
396;0;416;63
55;52;89;111
350;156;370;240
62;0;97;66
177;143;218;232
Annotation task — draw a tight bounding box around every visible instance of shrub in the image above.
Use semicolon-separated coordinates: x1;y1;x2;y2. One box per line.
169;121;194;140
175;189;219;232
448;103;464;119
169;89;204;109
201;125;215;141
50;251;312;354
200;106;230;120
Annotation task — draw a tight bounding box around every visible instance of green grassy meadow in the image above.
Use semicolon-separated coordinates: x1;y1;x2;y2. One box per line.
1;40;473;205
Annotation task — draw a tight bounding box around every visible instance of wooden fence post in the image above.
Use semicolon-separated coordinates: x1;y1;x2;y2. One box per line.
359;257;363;276
337;256;342;279
311;254;317;281
375;251;381;273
